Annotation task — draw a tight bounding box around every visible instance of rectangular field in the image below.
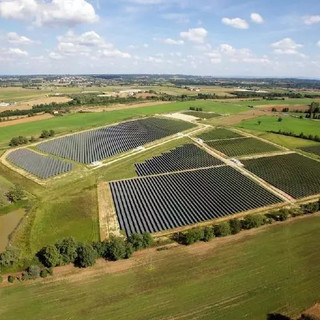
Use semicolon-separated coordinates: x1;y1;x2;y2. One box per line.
206;137;280;157
6;149;73;179
300;145;320;156
183;111;220;119
197;128;243;141
135;144;223;176
243;153;320;199
110;166;283;236
37;118;195;164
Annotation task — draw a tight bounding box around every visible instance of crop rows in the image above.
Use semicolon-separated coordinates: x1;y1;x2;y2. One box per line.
197;128;242;141
110;166;282;236
300;145;320;157
243;153;320;199
7;149;73;179
183;111;220;119
135;144;223;176
37;118;195;164
206;137;280;157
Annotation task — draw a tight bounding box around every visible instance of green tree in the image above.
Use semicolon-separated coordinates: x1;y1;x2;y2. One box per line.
182;228;204;245
55;237;78;265
128;233;145;250
107;237;127;261
125;243;134;259
202;226;214;242
229;218;242;234
6;184;25;203
214;222;231;237
0;246;21;267
38;245;60;268
142;233;153;248
40;130;50;139
40;269;48;278
242;214;265;230
75;243;97;268
8;275;15;283
28;265;41;279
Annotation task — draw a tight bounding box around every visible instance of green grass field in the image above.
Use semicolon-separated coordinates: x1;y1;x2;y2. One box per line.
197;128;243;141
237;116;320;137
206;137;280;157
1;214;320;320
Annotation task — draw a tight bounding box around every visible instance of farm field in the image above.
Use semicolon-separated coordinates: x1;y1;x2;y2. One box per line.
197;128;243;141
0;100;249;147
243;153;320;198
1;214;320;320
300;145;320;157
135;144;223;176
206;137;281;157
110;166;282;236
36;118;195;163
7;149;73;179
237;115;320;137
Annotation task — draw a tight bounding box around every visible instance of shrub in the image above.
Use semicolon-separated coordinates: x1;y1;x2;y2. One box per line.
301;202;319;214
37;245;60;268
128;233;145;250
21;273;29;281
214;222;231;237
28;265;41;280
6;185;25;203
0;274;3;284
202;226;214;242
229;218;242;234
47;268;53;276
142;233;153;248
75;243;97;268
8;275;15;283
182;228;204;245
40;269;48;278
0;246;21;267
266;210;289;222
242;214;266;230
55;237;78;265
290;208;303;217
106;237;127;261
125;243;134;259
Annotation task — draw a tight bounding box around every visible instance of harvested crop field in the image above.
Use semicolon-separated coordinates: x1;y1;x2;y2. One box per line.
300;145;320;157
7;149;73;179
183;111;220;119
206;137;280;157
37;117;195;164
197;128;243;141
135;144;223;176
110;166;283;236
243;153;320;198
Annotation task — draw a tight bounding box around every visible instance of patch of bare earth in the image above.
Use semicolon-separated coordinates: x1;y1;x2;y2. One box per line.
0;113;53;127
260;104;310;112
214;109;271;125
300;303;320;319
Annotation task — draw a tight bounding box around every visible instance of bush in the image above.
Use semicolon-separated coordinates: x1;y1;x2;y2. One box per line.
142;233;153;248
47;267;53;276
182;228;204;245
128;233;145;250
125;243;134;259
266;210;289;222
106;237;127;261
242;214;265;230
229;218;242;234
37;245;60;268
214;222;231;237
40;269;48;278
55;237;78;265
28;265;41;279
290;208;304;217
0;246;21;267
202;226;214;242
21;273;29;281
0;274;3;284
75;243;97;268
301;202;319;214
8;275;15;283
6;185;25;203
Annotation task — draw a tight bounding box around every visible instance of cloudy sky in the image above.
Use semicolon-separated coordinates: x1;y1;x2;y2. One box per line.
0;0;319;77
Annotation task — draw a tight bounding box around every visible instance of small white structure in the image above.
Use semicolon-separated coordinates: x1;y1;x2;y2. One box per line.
135;146;145;151
0;102;10;107
230;158;244;167
91;161;101;167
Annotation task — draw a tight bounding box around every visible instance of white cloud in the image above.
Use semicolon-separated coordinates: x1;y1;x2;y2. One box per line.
251;13;264;24
303;15;320;25
317;40;320;48
180;27;208;43
271;38;303;55
146;56;163;63
9;48;29;56
222;17;249;29
49;52;63;60
161;13;190;24
163;38;184;45
7;32;33;44
54;30;131;59
0;0;98;26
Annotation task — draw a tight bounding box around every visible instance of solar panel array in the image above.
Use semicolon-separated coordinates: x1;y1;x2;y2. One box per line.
7;149;73;179
135;144;223;176
37;118;195;164
110;166;283;236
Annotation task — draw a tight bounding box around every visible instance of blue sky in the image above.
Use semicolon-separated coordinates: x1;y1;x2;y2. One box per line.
0;0;319;77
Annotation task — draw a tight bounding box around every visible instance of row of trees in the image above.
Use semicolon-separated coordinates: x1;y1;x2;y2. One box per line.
268;129;320;143
175;202;319;246
9;129;55;146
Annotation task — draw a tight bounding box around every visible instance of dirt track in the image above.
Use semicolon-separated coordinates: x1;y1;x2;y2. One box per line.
0;113;53;127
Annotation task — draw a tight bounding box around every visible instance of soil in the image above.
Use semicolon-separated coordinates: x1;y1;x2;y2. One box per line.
0;114;53;127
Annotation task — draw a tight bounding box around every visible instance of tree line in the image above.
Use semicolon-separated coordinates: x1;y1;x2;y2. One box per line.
9;129;55;146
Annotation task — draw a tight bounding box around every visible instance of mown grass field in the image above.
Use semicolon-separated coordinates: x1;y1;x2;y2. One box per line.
237;116;320;137
1;214;320;320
